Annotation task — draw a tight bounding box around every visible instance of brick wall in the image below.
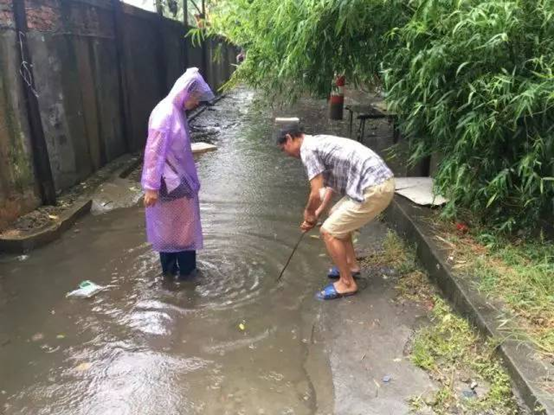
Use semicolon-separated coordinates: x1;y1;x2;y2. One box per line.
25;0;61;31
0;0;14;29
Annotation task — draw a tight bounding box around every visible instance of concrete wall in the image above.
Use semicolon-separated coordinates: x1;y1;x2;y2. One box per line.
26;0;126;191
119;3;171;152
185;36;204;75
205;38;236;92
0;0;41;230
0;0;236;230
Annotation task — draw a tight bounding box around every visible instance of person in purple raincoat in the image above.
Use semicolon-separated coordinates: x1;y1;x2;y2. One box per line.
141;68;214;280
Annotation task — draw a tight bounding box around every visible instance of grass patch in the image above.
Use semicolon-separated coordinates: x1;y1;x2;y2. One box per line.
362;229;418;273
368;230;519;414
363;230;436;307
362;229;435;309
429;216;554;358
410;298;519;415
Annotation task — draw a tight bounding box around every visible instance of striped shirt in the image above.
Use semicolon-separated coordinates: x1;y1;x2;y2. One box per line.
300;135;393;202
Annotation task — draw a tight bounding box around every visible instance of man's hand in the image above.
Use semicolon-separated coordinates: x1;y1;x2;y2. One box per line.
301;210;317;232
144;189;159;207
300;220;316;233
301;174;323;233
304;209;317;224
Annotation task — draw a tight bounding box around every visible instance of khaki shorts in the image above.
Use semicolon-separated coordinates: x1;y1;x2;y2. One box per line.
321;178;395;239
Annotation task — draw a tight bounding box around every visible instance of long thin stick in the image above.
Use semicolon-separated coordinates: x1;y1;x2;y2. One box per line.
277;231;307;282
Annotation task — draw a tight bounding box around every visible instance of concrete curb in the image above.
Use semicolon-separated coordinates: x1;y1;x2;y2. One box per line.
0;198;92;254
384;195;554;415
0;153;140;254
188;93;226;123
118;154;143;179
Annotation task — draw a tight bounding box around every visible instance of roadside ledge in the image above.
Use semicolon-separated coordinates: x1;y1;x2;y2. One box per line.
384;195;554;415
0;199;92;254
0;153;142;254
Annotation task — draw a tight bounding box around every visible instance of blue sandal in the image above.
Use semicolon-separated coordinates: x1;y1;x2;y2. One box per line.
315;283;357;301
327;266;361;279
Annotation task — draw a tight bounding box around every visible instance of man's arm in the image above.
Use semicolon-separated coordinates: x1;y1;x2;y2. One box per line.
302;174;324;231
315;187;334;218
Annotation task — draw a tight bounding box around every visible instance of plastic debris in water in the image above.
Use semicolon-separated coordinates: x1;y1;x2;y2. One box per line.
239;323;246;331
66;280;107;299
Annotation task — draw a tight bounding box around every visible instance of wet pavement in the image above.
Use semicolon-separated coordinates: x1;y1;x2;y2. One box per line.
0;88;435;414
317;224;435;415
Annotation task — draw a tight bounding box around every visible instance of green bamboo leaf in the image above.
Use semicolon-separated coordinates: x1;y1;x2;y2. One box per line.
456;62;470;77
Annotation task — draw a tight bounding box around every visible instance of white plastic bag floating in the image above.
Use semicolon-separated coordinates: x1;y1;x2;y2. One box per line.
66;280;107;299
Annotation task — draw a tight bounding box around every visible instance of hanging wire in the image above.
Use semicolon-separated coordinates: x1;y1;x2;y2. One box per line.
18;31;39;98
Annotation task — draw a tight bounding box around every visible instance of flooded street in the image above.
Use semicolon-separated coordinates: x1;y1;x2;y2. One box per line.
0;89;434;414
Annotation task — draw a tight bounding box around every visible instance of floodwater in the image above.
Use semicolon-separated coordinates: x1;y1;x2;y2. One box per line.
0;89;345;415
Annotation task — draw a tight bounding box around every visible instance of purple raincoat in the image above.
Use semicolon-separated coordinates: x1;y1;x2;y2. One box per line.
141;68;214;252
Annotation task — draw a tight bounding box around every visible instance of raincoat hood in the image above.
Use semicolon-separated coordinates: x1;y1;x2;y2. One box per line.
167;67;215;109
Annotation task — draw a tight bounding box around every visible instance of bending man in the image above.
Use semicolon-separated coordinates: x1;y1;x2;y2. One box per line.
277;124;395;300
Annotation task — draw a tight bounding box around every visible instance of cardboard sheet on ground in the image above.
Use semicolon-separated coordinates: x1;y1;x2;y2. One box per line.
395;177;448;206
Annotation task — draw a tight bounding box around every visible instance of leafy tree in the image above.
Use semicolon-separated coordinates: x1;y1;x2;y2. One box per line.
203;0;554;232
205;0;410;98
